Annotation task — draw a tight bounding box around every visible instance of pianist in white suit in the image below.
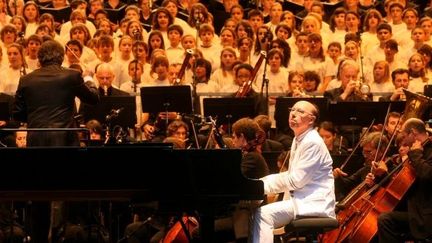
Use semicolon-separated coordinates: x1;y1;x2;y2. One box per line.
251;100;336;242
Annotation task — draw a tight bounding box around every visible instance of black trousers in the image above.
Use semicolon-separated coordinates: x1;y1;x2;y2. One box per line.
378;211;410;243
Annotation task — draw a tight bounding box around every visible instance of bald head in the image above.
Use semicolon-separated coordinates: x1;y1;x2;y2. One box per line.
289;101;319;136
96;63;115;87
402;118;426;134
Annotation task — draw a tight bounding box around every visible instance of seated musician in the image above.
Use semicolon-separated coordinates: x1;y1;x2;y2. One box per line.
286;71;305;98
0;128;26;242
214;117;270;242
378;118;432;242
141;56;181;142
365;133;414;188
0;92;20;147
324;59;373;102
253;115;284;153
333;131;388;202
252;101;335;242
231;63;267;116
318;121;348;155
163;120;189;149
379;68;410;102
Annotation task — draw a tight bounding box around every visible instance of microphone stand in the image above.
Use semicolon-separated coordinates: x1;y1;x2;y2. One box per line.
132;35;140;94
191;13;201;115
260;35;271;115
132;32;141;141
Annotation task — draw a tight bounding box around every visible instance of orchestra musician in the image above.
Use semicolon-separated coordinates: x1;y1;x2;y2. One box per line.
214;117;269;242
333;131;388;201
163;120;189;149
232;63;267;116
252;101;335;242
13;40;99;243
378;118;432;242
318;121;348;156
379;68;410;101
324;59;373;102
78;63;130;130
253;114;284;153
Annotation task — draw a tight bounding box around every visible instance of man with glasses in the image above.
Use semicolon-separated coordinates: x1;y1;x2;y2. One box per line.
251;100;335;242
333;131;388;201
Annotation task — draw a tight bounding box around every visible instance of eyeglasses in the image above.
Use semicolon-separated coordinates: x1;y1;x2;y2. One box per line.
288;107;314;116
362;149;375;156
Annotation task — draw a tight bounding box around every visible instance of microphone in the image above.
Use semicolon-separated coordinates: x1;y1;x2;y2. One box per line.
106;107;124;121
132;29;141;40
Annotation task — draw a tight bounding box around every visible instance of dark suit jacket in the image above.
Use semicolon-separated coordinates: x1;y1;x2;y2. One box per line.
13;65;99;146
407;138;432;239
261;139;284;153
242;151;270;179
324;87;373;102
335;164;370;202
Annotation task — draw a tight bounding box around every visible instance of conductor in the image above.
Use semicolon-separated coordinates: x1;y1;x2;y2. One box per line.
13;40;99;146
12;40;99;243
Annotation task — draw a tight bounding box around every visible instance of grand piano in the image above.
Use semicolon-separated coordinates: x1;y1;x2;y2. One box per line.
0;145;264;241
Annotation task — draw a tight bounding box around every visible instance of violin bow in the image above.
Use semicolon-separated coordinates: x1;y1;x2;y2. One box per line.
371;103;392;170
340;118;375;171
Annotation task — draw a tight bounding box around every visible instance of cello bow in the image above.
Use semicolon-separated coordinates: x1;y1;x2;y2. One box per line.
339;119;375;171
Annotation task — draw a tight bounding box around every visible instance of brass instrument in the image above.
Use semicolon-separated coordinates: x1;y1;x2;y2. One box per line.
292;87;308;97
401;89;432;122
174;49;194;85
354;79;371;100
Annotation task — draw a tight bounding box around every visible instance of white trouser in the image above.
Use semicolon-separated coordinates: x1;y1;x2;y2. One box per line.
251;199;295;243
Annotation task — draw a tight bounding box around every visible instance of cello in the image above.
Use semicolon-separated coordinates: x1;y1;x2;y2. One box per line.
321;113;398;243
162;216;199;243
345;153;415;242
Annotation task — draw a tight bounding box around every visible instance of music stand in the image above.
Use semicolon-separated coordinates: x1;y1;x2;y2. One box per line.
81;96;137;128
105;5;127;24
39;6;71;24
141;85;193;128
275;97;329;132
329;101;404;126
141;85;192;112
203;97;255;135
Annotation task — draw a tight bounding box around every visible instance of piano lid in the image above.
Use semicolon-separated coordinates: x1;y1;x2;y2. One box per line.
0;146;264;201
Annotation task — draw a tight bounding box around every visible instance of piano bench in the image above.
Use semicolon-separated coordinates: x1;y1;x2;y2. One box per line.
274;217;338;243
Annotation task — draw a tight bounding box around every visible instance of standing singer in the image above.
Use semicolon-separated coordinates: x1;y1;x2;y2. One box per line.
252;101;335;242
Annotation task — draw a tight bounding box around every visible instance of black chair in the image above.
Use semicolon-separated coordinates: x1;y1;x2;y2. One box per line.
275;216;338;243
